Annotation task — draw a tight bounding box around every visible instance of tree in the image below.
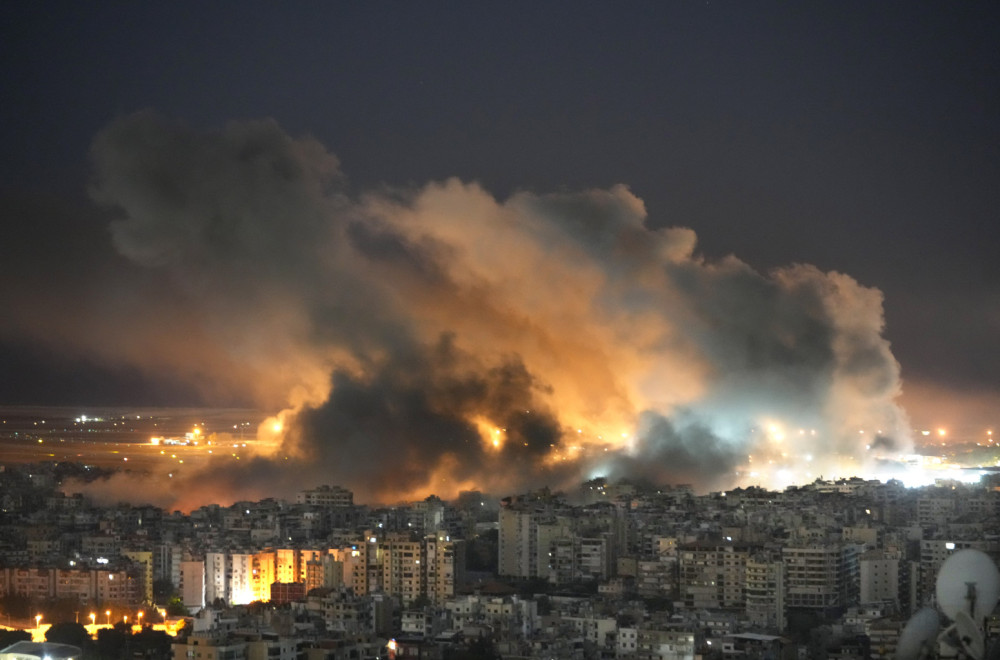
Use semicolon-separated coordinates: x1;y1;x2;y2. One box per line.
409;594;432;610
616;612;638;628
641;595;673;613
465;529;498;572
45;621;90;648
133;628;173;660
145;607;165;623
96;625;129;659
45;597;84;623
0;629;31;648
165;596;188;616
444;636;501;660
786;608;824;644
517;577;549;596
0;592;31;619
152;579;176;602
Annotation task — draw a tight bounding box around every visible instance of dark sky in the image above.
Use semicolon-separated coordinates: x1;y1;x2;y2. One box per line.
1;1;998;436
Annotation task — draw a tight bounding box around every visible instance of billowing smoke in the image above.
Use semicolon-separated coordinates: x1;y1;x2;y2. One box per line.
26;112;913;506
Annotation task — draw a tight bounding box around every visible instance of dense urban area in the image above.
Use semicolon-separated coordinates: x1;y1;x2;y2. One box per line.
2;460;1000;660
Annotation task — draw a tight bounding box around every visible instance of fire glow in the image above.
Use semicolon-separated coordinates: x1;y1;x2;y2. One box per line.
63;113;920;507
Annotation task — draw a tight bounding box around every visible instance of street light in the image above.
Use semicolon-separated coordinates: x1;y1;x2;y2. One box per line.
89;612;96;626
137;611;143;627
35;614;41;629
105;610;111;625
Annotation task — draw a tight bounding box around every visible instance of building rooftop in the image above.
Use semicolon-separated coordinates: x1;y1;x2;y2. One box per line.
0;641;82;660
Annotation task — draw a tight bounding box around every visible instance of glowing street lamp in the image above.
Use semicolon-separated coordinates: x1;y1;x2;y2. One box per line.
89;612;96;626
137;611;143;627
106;610;111;625
35;614;41;629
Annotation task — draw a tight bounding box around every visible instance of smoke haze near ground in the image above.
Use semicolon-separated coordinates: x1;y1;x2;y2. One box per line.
16;113;912;507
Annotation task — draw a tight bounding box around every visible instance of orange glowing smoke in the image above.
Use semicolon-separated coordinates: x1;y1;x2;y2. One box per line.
47;113;916;507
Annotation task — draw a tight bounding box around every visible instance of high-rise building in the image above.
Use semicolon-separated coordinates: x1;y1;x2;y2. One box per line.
425;532;464;605
549;535;613;584
251;550;276;602
782;543;861;610
376;531;465;606
745;554;785;631
179;560;205;611
229;553;254;605
858;549;900;607
296;485;354;508
121;550;153;604
153;543;182;588
678;542;748;609
1;565;141;606
381;534;423;606
275;548;298;584
498;502;571;579
204;552;228;605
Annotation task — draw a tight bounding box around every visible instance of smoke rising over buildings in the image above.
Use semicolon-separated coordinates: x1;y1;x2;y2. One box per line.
16;113;912;506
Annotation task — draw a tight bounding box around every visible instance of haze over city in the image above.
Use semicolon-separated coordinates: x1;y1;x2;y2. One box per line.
1;3;998;510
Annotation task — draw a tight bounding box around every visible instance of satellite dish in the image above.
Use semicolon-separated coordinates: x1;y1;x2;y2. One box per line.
936;549;1000;622
897;607;940;660
953;609;986;660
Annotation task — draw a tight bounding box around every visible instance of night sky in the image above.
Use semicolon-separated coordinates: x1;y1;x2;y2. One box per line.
1;2;998;502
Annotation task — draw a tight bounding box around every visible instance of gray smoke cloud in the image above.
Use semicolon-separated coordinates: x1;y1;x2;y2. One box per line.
13;112;913;506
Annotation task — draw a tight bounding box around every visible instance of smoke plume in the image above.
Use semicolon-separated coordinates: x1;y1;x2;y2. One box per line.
23;112;914;506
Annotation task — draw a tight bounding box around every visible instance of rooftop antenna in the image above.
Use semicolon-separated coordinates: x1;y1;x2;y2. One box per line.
896;607;940;660
935;549;999;660
898;548;1000;660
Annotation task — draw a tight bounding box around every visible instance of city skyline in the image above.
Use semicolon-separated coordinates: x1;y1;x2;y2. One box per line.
1;4;998;504
7;455;994;659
